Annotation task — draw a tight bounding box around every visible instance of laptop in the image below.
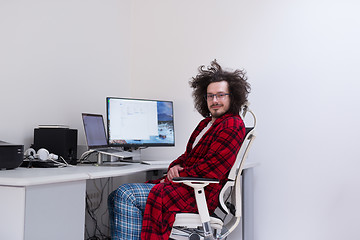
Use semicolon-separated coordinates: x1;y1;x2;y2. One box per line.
81;113;135;159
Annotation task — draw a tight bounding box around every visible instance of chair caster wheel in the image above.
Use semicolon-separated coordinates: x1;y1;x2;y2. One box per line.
189;233;201;240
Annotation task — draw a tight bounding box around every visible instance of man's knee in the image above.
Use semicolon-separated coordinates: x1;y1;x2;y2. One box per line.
113;183;137;203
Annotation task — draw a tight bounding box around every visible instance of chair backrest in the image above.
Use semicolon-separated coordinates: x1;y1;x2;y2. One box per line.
218;104;256;216
212;104;256;239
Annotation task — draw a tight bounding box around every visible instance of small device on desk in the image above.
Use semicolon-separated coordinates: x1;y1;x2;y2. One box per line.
0;141;24;169
33;126;78;164
21;148;69;168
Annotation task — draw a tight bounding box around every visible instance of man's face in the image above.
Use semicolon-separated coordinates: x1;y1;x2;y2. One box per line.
206;81;231;120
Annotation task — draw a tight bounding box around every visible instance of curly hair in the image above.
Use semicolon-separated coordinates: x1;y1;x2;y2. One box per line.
189;60;251;117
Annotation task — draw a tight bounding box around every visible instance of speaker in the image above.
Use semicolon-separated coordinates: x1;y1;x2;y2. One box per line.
33;128;78;164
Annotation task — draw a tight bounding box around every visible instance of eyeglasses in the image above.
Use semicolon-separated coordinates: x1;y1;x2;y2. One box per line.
205;93;230;101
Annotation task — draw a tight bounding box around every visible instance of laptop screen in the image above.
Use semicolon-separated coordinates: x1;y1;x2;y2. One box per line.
82;113;108;148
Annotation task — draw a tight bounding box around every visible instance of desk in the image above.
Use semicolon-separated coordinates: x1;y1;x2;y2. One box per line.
0;162;256;240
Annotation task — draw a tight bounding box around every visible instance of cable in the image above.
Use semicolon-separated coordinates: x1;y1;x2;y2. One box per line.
85;178;111;240
79;150;98;164
80;150;96;161
22;155;35;168
47;156;75;168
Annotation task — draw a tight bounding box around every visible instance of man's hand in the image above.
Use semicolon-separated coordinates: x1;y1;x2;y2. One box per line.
167;164;184;181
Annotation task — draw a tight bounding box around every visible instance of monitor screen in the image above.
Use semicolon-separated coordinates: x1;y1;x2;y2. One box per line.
106;97;175;147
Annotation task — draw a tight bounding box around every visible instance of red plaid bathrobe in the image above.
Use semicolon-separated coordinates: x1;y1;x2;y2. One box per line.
141;113;245;240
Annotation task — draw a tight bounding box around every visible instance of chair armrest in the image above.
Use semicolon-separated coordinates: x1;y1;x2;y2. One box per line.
172;177;219;184
172;177;219;225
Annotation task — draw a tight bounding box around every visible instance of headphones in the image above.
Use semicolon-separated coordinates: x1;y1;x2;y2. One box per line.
24;148;59;161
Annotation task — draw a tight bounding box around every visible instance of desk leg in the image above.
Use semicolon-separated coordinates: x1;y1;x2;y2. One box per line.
242;167;254;240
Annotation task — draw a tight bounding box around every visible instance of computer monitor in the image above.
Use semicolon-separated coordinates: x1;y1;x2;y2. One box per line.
106;97;175;148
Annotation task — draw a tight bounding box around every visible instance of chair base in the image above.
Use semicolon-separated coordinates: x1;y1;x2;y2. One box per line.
170;213;224;240
173;213;223;230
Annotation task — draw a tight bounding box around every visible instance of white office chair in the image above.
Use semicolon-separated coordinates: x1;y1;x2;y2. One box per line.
169;104;256;240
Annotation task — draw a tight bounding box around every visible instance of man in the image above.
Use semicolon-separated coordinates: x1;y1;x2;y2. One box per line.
108;60;251;240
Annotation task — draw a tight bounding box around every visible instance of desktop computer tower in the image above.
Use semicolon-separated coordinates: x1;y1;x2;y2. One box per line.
33;128;78;164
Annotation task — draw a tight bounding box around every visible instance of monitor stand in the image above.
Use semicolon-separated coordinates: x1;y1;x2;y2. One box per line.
117;148;141;162
97;148;141;165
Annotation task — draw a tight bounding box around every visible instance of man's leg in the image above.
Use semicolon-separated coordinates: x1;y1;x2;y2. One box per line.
108;183;155;240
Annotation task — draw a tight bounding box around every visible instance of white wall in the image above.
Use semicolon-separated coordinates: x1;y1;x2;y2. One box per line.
1;0;360;240
0;0;132;148
131;0;360;239
130;0;259;160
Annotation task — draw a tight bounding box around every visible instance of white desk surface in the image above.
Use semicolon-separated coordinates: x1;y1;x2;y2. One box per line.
0;162;169;187
0;161;257;187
